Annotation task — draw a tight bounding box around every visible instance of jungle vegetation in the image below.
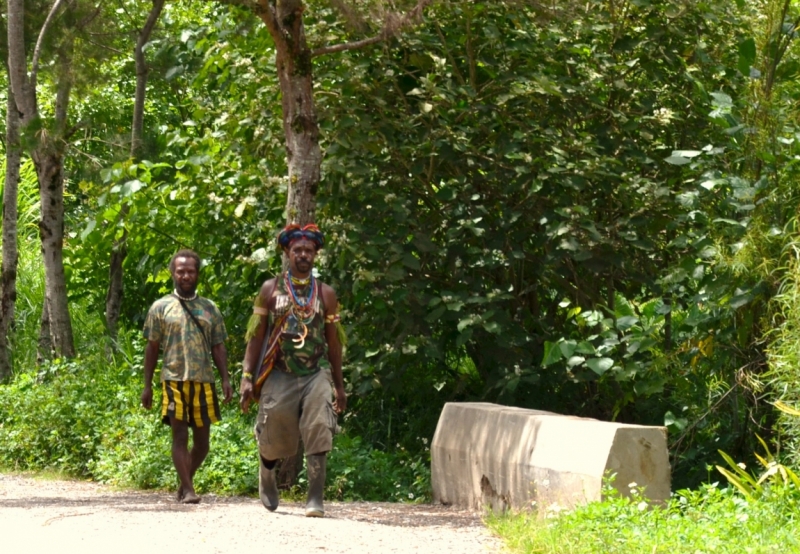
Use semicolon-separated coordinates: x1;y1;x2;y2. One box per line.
3;0;800;521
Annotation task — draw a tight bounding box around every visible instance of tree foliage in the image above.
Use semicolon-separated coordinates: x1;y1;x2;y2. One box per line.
7;0;800;490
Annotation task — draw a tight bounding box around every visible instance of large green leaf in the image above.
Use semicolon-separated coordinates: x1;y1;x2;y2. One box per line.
585;358;614;375
542;341;563;367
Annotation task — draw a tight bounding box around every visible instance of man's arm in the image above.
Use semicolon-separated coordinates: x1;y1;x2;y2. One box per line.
322;284;347;413
239;279;274;413
141;339;160;409
211;342;232;403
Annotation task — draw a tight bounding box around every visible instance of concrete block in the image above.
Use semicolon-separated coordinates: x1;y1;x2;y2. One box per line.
431;402;670;512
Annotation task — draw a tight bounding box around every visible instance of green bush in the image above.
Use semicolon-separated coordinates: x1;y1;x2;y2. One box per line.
0;327;432;501
320;433;430;502
89;403;258;495
487;481;800;554
0;356;135;476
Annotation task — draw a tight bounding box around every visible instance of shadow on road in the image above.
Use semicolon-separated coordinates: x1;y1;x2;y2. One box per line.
0;488;485;528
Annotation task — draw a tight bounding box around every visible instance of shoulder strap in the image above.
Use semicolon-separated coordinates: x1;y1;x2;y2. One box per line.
177;297;211;352
317;279;326;316
253;276;281;381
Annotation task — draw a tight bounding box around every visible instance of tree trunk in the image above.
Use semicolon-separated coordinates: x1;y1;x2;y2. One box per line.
105;0;165;341
0;85;22;380
257;0;321;226
257;1;321;485
6;0;34;119
37;297;52;364
8;0;75;358
131;0;165;158
35;35;75;358
37;150;74;358
277;441;304;489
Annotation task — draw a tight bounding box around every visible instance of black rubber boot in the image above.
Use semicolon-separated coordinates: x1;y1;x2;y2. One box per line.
305;454;327;517
259;456;279;512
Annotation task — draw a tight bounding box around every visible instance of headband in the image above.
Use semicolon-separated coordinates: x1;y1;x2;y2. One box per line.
277;223;325;251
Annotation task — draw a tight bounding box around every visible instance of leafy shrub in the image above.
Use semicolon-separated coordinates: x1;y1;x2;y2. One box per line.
0;356;135;476
90;403;258;495
0;326;432;501
487;481;800;554
321;434;431;502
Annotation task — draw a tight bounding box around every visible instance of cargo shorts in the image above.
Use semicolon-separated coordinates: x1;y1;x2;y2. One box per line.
255;367;339;460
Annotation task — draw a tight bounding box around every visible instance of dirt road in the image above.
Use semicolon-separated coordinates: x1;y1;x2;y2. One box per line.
0;474;500;553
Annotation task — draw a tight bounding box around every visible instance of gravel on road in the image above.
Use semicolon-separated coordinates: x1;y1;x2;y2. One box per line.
0;474;501;554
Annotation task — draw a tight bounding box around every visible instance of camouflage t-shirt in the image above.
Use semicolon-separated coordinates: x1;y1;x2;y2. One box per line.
143;294;227;383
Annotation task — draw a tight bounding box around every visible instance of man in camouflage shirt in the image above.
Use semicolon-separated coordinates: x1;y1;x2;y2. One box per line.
239;224;346;517
142;249;232;504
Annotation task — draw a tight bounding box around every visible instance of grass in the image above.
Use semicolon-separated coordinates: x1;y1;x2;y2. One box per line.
486;482;800;554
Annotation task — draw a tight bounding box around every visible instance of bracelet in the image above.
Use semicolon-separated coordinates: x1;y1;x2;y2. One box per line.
242;372;253;379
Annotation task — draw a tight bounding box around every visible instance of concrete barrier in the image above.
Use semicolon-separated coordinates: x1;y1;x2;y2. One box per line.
431;402;670;512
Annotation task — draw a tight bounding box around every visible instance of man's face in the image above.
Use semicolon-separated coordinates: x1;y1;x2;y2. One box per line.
288;239;316;276
172;256;199;295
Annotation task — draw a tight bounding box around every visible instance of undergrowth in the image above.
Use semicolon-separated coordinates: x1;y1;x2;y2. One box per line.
0;325;431;501
487;482;800;554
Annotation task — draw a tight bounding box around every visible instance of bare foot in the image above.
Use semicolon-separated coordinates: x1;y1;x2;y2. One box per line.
181;491;201;504
176;486;185;502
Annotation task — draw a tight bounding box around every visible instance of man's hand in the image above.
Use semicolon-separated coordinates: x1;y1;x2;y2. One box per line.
239;378;254;413
141;385;153;410
221;377;233;404
333;386;347;414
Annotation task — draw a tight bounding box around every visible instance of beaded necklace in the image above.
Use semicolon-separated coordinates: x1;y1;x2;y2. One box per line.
284;271;317;320
290;274;311;286
283;271;317;348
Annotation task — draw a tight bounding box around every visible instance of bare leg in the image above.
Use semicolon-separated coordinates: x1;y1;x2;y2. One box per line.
190;425;210;477
170;418;199;503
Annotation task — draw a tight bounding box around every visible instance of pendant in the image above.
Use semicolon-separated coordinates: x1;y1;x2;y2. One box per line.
292;322;309;349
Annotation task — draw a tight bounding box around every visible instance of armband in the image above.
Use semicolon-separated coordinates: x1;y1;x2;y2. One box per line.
253;307;269;316
325;313;341;324
242;372;253;379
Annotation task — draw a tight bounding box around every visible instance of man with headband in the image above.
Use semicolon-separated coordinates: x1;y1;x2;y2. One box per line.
141;249;232;504
239;224;346;517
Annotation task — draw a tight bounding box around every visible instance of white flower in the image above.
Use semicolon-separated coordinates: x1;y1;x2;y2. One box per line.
408;493;415;499
653;107;675;124
637;501;648;511
737;462;747;470
628;482;638;489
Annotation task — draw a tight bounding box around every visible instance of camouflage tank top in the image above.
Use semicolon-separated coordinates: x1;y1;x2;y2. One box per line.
269;273;328;376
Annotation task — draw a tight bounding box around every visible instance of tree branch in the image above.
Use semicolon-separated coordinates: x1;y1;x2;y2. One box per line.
7;0;31;116
82;37;126;56
65;119;86;141
311;0;432;58
138;0;166;45
32;0;69;91
255;0;280;38
132;0;166;159
312;34;384;57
